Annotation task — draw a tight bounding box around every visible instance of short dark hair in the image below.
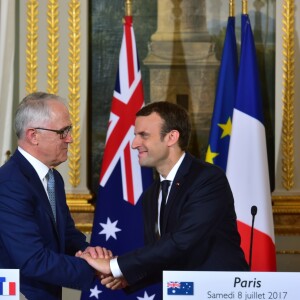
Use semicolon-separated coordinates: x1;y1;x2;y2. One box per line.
136;101;191;150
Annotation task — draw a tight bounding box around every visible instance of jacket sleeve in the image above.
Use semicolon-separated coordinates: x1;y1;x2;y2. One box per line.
118;163;243;286
0;178;95;291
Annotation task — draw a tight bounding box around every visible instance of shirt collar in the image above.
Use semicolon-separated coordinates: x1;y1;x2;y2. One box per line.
18;146;49;181
159;152;185;183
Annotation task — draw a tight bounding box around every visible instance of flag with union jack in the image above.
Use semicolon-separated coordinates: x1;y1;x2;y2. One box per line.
167;282;194;295
80;16;160;300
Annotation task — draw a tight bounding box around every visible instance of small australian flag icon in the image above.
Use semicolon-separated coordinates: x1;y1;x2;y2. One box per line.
167;281;194;295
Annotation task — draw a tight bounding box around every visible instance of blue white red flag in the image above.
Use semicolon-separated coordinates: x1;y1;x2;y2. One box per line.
167;282;194;295
226;14;276;271
205;16;238;171
0;277;16;296
81;16;160;300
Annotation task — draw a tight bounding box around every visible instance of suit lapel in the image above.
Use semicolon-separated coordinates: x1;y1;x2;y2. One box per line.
13;150;60;236
52;169;67;250
161;153;193;234
144;179;160;242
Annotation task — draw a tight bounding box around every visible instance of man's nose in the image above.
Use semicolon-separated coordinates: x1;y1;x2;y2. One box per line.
65;132;73;143
131;136;139;149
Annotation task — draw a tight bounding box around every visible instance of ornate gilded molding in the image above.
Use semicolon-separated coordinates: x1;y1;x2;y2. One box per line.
272;195;300;235
47;0;59;94
67;193;94;210
68;0;81;187
26;0;39;94
66;1;94;231
281;0;295;190
67;193;95;233
277;250;300;255
23;0;93;231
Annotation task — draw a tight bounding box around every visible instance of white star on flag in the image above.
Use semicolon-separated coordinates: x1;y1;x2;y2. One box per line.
137;291;156;300
89;285;102;299
99;217;121;241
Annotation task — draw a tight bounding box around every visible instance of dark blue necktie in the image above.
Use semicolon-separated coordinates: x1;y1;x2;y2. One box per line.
160;180;170;231
46;169;56;222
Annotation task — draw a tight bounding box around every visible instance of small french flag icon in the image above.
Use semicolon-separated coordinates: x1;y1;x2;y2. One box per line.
0;277;16;296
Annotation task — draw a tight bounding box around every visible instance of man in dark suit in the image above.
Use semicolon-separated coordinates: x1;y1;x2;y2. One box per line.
81;101;249;291
0;92;100;300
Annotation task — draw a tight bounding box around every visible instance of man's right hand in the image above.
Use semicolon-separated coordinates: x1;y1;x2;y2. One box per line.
80;252;112;275
75;246;113;259
101;276;128;290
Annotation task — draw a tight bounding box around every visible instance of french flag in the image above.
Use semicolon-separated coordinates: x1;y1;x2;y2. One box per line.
0;277;16;296
226;14;276;271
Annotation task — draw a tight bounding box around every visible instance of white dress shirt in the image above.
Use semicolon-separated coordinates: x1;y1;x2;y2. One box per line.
18;146;50;196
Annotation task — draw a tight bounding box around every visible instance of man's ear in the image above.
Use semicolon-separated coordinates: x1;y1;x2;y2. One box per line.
167;130;180;146
26;128;39;145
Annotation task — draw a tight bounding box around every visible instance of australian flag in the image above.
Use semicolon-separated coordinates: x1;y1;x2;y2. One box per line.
80;16;161;300
167;282;194;296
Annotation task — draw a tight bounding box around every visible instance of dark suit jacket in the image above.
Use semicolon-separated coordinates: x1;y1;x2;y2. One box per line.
0;150;95;300
118;153;249;290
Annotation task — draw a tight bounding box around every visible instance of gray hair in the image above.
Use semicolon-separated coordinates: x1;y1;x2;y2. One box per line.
15;92;66;139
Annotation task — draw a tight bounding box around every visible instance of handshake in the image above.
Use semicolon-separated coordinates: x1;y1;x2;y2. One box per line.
76;246;128;290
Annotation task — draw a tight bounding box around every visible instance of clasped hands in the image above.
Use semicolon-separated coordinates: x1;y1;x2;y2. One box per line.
76;246;128;290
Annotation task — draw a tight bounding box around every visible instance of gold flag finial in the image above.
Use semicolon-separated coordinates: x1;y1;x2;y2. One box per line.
125;0;132;17
229;0;235;17
242;0;248;15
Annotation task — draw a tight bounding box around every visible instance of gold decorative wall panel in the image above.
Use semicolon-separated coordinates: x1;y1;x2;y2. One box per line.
26;0;39;94
47;0;59;94
67;0;81;188
272;0;299;237
273;195;300;234
281;0;295;190
23;0;94;232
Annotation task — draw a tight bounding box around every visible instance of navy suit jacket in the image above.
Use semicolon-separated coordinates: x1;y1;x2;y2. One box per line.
118;153;249;290
0;150;95;300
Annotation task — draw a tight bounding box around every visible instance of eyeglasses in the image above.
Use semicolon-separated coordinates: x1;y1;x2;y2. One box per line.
34;125;72;139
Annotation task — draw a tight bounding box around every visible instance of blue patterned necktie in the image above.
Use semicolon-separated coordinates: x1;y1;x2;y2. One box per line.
46;169;56;222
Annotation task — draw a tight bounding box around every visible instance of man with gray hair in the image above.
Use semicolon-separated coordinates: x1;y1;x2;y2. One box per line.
0;92;100;300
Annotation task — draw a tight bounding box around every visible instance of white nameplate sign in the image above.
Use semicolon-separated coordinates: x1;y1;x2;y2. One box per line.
163;271;300;299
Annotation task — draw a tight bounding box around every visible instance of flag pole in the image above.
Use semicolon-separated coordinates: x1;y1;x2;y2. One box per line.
125;0;132;17
229;0;235;17
242;0;248;15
